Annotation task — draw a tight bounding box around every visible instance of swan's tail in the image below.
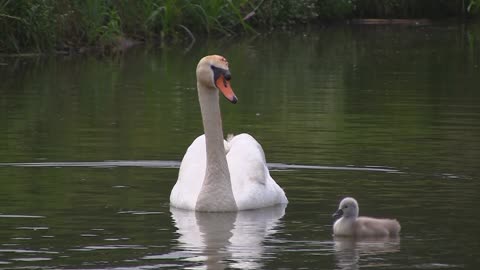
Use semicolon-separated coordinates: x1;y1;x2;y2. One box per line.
226;133;235;142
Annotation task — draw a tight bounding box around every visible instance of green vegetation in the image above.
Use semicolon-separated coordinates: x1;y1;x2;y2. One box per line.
0;0;256;53
1;0;479;54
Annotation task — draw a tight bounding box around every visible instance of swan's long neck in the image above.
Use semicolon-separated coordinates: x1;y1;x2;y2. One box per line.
195;83;237;211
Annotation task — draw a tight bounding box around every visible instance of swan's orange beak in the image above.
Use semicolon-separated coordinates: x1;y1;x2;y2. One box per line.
215;73;237;104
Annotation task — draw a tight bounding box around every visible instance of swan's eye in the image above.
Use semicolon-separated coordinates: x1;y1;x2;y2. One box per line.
343;205;348;209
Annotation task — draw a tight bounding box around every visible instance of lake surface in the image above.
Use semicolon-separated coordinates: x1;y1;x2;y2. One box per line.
1;23;480;269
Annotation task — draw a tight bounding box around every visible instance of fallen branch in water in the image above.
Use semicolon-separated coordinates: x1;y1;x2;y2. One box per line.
242;0;266;21
178;24;196;52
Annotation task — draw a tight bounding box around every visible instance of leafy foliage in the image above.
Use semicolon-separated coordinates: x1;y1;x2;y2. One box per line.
0;0;56;52
0;0;478;53
468;0;480;14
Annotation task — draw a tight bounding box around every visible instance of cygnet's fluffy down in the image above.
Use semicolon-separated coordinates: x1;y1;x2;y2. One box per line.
332;197;401;237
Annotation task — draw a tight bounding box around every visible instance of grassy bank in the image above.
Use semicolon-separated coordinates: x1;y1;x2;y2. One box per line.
1;0;479;54
0;0;257;53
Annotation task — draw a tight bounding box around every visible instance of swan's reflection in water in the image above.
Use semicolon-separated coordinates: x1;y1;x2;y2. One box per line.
334;236;401;270
170;204;286;270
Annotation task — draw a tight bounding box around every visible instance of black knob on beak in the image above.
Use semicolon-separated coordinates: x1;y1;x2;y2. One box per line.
332;209;344;220
224;70;231;81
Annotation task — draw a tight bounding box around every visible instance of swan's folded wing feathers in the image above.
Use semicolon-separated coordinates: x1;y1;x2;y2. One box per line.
355;217;400;237
226;133;288;209
170;135;206;210
227;133;267;185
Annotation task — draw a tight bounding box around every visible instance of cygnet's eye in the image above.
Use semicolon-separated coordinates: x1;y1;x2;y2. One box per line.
343;205;348;209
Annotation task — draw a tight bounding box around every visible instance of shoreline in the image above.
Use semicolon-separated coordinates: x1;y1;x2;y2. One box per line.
0;18;478;58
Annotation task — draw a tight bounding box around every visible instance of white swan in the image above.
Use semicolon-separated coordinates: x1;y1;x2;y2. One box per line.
332;197;401;237
170;55;288;211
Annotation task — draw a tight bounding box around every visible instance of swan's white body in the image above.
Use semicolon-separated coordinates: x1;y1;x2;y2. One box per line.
170;55;288;211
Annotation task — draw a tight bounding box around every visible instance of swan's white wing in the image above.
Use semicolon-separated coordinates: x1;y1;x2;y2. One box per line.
170;135;207;210
227;133;288;210
171;133;288;211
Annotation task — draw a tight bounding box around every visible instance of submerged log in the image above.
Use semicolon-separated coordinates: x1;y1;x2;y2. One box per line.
350;19;432;26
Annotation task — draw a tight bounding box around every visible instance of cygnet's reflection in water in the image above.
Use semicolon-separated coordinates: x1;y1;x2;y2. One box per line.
334;236;400;270
170;204;286;270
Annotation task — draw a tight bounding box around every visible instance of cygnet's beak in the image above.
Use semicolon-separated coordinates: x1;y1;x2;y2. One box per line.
332;209;344;220
213;66;237;104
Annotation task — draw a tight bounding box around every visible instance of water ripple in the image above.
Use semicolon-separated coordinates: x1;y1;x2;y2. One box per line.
118;211;163;215
0;215;45;219
71;245;146;252
0;160;398;173
0;249;58;254
16;227;48;231
10;257;52;262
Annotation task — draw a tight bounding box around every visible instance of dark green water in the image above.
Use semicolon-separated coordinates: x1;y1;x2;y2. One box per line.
1;24;480;269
